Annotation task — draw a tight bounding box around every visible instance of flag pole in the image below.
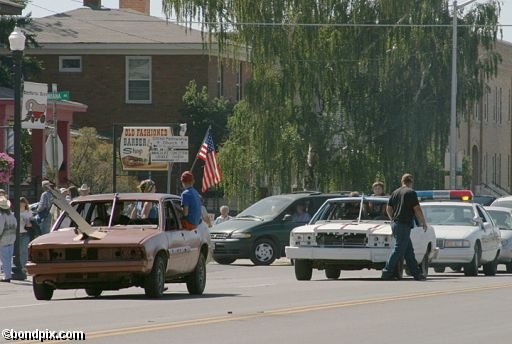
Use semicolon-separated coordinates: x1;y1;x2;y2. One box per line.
190;125;211;172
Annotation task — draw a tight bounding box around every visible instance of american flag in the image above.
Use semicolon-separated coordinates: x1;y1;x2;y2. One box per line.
198;129;222;192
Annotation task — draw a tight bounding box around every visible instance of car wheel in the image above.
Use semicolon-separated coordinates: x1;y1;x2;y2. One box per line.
483;254;498;276
507;263;512;273
187;254;207;295
434;266;445;273
325;268;341;279
144;254;167;298
33;280;54;301
294;259;312;281
85;288;102;297
213;257;236;265
250;238;277;266
464;245;481;277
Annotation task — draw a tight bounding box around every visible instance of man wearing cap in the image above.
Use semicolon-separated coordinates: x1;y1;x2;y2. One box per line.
177;171;202;230
79;184;90;196
36;180;54;235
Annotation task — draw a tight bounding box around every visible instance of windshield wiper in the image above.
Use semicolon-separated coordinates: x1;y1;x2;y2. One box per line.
236;214;264;221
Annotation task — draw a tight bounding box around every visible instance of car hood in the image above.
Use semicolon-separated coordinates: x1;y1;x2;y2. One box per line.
293;222;392;235
499;230;512;240
211;218;264;234
30;228;160;247
431;225;479;240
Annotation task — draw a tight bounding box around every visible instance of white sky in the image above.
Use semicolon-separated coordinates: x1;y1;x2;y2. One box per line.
20;0;512;42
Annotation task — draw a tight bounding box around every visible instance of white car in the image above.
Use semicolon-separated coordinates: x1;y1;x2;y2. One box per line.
484;206;512;272
285;197;437;280
422;201;501;276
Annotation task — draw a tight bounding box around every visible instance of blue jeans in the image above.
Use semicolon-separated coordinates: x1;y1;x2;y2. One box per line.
382;222;420;277
0;244;14;279
19;232;30;270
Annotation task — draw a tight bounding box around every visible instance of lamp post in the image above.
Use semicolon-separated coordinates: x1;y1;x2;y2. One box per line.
8;26;25;280
449;0;477;189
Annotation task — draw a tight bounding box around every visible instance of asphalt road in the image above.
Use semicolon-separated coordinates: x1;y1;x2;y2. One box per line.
1;260;512;344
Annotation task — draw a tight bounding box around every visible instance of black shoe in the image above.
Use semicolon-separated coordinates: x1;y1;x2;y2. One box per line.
381;274;397;280
0;279;11;283
414;274;427;281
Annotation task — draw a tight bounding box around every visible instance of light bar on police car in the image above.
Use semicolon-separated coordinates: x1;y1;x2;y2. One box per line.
416;190;473;201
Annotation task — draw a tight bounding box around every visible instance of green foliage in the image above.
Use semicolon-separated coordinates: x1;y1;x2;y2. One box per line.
165;0;501;198
70;127;138;193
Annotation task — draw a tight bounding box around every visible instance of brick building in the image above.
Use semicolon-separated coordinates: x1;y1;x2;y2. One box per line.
25;0;250;136
458;40;512;196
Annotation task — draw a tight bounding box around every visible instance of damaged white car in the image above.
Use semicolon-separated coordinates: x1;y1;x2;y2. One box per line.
285;197;438;280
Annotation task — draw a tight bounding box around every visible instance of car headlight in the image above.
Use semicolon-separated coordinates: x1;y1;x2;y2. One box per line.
444;239;471;248
231;232;252;239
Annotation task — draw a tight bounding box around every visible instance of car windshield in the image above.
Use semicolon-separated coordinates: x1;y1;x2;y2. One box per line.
422;205;475;226
312;198;389;222
486;210;512;230
237;196;294;220
55;199;159;230
491;200;512;209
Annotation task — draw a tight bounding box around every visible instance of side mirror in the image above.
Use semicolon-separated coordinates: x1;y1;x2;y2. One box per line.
473;216;483;225
283;214;292;222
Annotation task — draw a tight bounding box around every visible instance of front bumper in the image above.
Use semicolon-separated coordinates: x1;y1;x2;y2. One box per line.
430;247;474;264
285;246;391;263
212;239;253;259
26;260;149;276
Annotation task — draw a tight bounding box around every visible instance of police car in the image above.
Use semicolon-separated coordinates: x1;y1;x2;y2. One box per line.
285;196;437;280
419;190;502;276
484;206;512;273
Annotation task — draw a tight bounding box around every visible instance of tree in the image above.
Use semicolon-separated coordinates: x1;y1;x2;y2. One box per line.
70;127;138;193
164;0;501;198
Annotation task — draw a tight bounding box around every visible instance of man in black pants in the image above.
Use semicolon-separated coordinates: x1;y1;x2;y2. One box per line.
382;173;428;281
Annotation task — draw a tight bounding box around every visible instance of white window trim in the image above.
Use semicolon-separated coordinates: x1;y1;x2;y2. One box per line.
59;56;82;72
125;56;152;104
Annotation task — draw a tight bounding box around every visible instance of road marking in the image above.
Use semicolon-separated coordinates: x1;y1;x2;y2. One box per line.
0;303;45;310
19;283;512;343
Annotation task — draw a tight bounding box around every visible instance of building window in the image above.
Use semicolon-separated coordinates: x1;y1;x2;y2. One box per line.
126;56;151;104
59;56;82;72
508;155;510;188
235;62;242;101
499;87;503;124
474;101;480;121
499;154;502;186
484;89;489;122
217;64;224;98
485;153;488;183
508;88;511;122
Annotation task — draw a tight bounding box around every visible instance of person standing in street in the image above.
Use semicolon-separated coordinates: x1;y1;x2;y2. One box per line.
177;171;202;230
36;180;54;235
214;205;232;225
18;197;33;275
381;173;428;281
0;197;17;282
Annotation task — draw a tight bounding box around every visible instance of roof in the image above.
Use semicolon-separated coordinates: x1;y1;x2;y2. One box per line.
72;193;180;202
484;206;512;213
26;8;205;45
0;0;23;15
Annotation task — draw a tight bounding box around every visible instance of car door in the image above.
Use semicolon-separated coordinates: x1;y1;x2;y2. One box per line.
163;200;189;274
476;205;495;262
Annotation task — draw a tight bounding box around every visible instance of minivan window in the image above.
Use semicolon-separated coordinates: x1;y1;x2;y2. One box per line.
237;196;295;220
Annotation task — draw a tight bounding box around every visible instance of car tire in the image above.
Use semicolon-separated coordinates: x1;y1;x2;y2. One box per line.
464;245;481;277
294;259;313;281
33;280;54;301
250;238;277;266
213;257;236;265
434;266;445;273
507;263;512;273
483;254;498;276
325;268;341;279
187;254;207;295
85;288;102;298
144;254;167;298
450;266;463;272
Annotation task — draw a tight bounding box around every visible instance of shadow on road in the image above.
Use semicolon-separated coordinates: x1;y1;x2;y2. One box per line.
54;292;241;301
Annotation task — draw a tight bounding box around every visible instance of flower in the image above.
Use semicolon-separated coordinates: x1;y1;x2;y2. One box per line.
0;153;15;184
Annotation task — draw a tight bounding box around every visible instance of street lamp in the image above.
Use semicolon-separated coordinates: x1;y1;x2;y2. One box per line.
8;26;25;280
449;0;477;189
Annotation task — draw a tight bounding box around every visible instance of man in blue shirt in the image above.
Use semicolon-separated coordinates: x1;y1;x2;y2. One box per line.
177;171;202;230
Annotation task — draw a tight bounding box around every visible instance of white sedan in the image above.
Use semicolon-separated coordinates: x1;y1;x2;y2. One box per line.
484;206;512;272
285;197;437;280
422;202;502;276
